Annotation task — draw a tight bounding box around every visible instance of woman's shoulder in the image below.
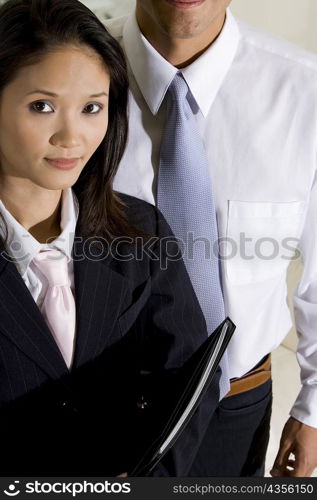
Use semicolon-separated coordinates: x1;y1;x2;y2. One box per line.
115;192;164;235
116;192;155;212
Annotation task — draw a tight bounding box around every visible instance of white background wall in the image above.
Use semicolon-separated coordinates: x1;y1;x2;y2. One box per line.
231;0;317;53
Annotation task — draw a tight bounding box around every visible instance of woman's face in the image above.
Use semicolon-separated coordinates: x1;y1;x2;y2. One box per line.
0;45;110;192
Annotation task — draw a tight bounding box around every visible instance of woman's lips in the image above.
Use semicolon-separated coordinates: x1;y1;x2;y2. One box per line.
165;0;205;9
45;158;80;170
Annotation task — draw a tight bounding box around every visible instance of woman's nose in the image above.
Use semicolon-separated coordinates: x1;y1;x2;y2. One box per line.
50;120;81;149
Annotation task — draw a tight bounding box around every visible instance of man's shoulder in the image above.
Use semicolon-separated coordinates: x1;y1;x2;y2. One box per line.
104;15;128;41
237;18;317;75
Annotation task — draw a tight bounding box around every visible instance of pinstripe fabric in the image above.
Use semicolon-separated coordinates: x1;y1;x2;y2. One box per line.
0;193;220;477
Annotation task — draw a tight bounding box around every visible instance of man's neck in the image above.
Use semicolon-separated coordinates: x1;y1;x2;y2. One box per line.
136;9;226;68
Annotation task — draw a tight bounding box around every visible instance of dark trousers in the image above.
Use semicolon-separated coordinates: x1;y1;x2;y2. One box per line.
189;379;272;477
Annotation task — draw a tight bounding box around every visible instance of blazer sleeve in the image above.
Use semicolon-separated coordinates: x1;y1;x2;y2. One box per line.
133;209;221;477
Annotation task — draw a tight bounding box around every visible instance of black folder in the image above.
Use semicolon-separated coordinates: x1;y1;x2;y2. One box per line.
129;317;235;476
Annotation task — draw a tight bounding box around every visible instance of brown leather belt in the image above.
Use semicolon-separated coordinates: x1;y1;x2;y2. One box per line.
225;354;271;398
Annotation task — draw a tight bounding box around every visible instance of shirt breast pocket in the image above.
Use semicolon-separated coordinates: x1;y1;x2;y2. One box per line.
224;200;306;285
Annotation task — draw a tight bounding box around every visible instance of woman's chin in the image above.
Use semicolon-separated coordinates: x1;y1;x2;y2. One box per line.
36;179;79;192
35;171;82;191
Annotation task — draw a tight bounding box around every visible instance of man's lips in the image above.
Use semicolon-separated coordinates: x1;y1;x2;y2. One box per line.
165;0;205;9
45;157;81;170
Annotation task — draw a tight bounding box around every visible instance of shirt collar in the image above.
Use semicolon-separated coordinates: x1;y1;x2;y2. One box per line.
123;8;240;117
0;188;79;276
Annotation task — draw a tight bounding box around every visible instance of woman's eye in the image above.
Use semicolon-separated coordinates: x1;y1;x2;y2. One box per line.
30;101;54;113
83;103;103;114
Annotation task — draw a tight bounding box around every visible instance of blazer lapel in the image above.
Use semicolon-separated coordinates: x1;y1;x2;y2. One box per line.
0;251;68;379
71;238;129;369
0;237;130;376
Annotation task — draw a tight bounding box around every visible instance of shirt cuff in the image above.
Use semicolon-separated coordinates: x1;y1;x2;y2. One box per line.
290;385;317;428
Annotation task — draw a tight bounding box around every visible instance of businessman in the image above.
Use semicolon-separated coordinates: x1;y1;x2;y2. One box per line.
106;0;317;476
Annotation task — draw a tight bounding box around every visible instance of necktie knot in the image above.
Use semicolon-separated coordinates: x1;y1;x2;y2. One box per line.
168;73;190;105
33;250;70;287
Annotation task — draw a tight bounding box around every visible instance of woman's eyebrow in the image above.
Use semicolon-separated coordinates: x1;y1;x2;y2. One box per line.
26;89;58;97
26;89;108;97
90;92;108;98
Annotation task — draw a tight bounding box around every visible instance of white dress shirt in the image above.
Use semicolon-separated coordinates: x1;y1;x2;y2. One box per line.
106;10;317;427
0;188;78;309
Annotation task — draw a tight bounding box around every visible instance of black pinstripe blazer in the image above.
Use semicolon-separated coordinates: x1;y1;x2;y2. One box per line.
0;193;220;477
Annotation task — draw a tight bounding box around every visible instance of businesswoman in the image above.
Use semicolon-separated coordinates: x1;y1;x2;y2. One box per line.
0;0;220;476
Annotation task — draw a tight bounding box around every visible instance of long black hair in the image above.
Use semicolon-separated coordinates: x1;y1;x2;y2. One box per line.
0;0;138;242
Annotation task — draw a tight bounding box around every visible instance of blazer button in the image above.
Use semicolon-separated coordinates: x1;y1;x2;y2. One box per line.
136;395;148;410
59;400;78;413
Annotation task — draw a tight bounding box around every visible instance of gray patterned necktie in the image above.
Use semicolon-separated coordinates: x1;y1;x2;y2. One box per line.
157;73;229;397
